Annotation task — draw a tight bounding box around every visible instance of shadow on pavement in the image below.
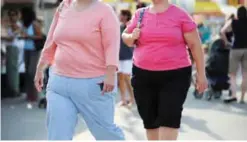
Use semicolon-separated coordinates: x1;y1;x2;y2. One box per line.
1;96;88;140
2;88;246;140
181;115;224;140
123;107;145;140
120;104;224;140
185;89;247;117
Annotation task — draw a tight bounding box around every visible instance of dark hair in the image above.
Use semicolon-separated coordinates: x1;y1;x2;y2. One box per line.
120;10;132;21
237;6;247;21
8;9;18;16
197;23;204;28
21;7;36;28
136;2;146;9
227;13;235;21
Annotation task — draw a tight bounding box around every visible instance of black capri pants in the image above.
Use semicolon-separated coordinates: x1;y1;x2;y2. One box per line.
131;65;192;129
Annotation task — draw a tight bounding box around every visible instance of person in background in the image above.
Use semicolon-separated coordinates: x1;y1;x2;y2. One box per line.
122;0;207;140
1;14;8;96
34;0;124;140
221;6;247;104
118;9;134;107
136;2;146;9
1;9;22;97
19;7;43;102
197;22;211;45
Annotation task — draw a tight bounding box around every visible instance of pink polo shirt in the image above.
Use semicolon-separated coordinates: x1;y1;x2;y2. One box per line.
126;5;197;71
39;0;120;78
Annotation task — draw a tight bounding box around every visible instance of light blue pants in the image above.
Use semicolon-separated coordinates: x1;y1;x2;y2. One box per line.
46;72;125;140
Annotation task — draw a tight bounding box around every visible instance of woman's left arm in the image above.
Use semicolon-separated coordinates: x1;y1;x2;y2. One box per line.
184;30;208;93
101;5;120;72
100;5;120;93
180;10;207;93
184;30;205;76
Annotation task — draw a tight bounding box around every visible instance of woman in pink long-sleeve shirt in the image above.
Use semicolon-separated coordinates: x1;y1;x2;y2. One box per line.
34;0;124;140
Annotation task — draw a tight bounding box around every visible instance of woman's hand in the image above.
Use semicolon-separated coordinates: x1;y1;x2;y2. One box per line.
224;41;232;48
122;27;140;47
196;73;208;94
34;70;44;92
102;66;117;95
131;28;141;40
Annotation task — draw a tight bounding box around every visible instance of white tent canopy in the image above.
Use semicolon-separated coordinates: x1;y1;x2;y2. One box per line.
219;4;237;16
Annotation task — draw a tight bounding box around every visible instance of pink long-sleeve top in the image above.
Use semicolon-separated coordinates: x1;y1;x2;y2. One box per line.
39;0;120;78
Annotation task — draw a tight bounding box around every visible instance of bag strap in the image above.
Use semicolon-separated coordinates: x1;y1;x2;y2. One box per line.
137;8;146;28
134;8;146;45
57;2;64;13
58;0;72;13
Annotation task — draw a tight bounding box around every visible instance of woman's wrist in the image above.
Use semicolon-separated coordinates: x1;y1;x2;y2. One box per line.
36;62;49;73
106;65;117;76
196;67;206;76
36;67;45;73
195;60;206;76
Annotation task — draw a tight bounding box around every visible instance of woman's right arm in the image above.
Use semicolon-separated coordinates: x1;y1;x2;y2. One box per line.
121;10;140;47
122;30;136;47
220;20;232;45
36;9;60;72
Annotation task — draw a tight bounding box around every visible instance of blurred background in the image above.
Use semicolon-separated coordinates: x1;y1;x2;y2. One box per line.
1;0;247;140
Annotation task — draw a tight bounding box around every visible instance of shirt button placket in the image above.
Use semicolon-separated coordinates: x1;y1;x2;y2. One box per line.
155;14;158;27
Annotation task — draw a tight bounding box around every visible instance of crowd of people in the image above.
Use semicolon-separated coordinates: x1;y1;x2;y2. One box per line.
220;6;247;104
1;7;44;102
1;0;246;140
192;6;247;104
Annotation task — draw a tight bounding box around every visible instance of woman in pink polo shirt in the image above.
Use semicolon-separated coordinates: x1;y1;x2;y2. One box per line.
122;0;207;140
34;0;124;140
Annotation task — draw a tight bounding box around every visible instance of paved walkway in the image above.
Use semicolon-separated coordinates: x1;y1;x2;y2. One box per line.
1;86;247;140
